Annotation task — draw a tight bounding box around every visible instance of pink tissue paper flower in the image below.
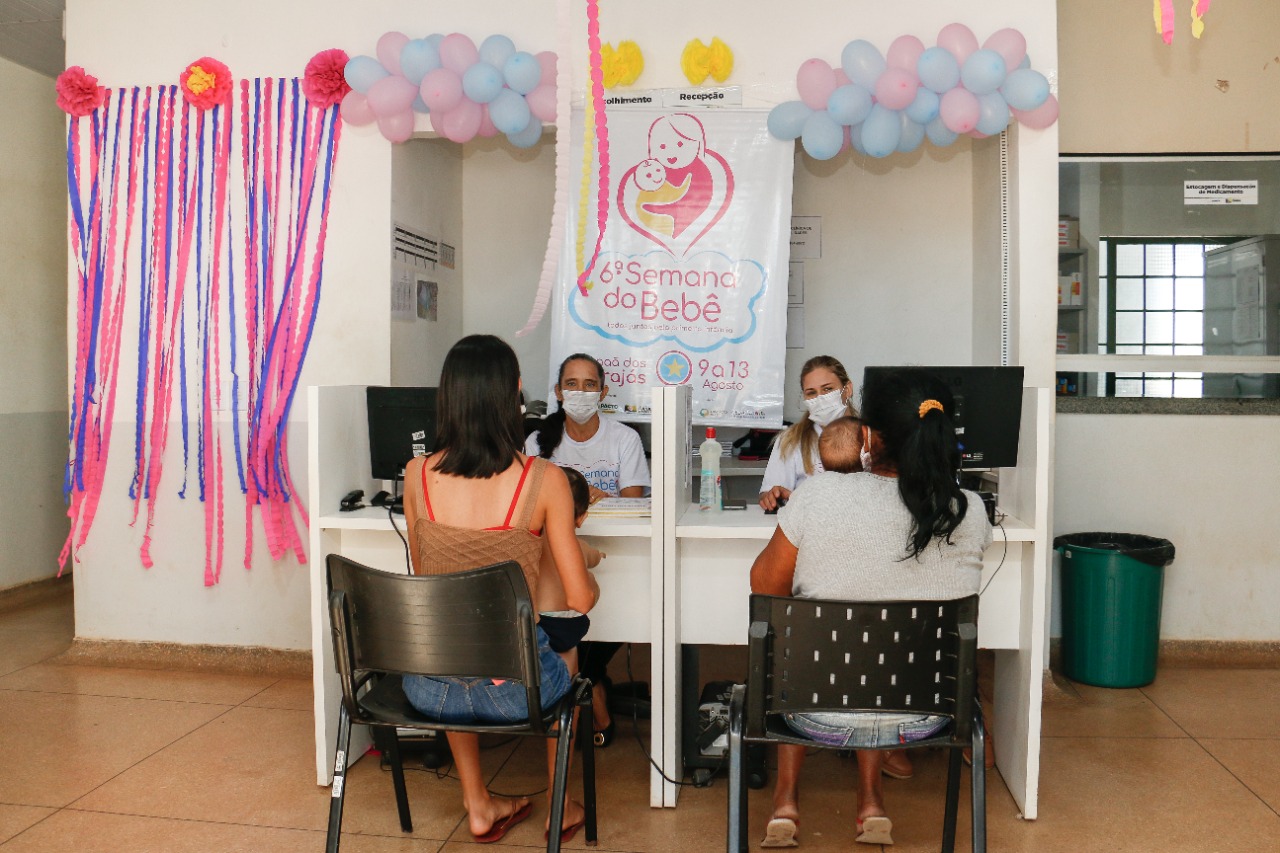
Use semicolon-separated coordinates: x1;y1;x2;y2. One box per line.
303;48;352;109
56;66;105;117
180;57;233;110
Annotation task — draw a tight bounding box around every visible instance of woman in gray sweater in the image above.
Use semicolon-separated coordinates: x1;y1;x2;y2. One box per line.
750;368;992;847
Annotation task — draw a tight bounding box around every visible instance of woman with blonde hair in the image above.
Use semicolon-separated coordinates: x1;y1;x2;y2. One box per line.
758;355;858;511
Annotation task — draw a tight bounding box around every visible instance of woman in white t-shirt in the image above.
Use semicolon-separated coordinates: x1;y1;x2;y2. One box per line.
525;352;651;746
758;355;859;511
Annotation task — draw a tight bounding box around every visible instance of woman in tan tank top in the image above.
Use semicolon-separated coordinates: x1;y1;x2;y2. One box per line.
401;335;598;843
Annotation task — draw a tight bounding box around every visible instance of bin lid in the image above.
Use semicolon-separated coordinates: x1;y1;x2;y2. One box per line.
1053;532;1175;567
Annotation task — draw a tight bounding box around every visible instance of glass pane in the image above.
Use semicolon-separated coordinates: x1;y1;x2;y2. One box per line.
1142;369;1173;377
1145;312;1174;343
1146;278;1174;310
1174;313;1203;344
1144;346;1172;356
1175;243;1206;276
1115;244;1145;276
1146;245;1174;275
1098;240;1109;277
1115;378;1143;396
1174;345;1204;356
1173;378;1203;398
1116;278;1144;310
1144;378;1173;397
1116;344;1143;354
1116;312;1144;343
1115;371;1142;378
1175;278;1204;309
1174;371;1203;378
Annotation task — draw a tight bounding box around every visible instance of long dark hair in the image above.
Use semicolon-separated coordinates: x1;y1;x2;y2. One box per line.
535;353;605;459
859;368;967;559
433;335;525;478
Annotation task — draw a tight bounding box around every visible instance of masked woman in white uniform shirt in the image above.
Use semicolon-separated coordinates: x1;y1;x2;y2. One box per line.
758;355;859;511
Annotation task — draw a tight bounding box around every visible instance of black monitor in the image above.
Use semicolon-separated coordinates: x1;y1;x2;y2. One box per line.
366;386;438;481
861;366;1024;470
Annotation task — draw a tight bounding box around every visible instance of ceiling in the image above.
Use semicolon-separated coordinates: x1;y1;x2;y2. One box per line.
0;0;64;78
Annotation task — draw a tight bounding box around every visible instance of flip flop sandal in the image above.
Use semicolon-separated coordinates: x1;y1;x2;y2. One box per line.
760;816;799;848
545;817;587;844
472;802;532;844
855;815;893;846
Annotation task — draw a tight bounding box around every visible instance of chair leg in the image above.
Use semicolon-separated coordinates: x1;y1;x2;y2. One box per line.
971;702;987;853
726;684;748;853
941;745;963;853
548;700;576;853
578;686;598;847
325;705;353;853
384;727;414;833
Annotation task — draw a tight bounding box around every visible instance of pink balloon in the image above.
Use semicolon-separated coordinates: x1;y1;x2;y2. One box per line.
886;35;926;72
339;91;376;126
441;99;482;143
366;75;418;117
939;88;980;134
875;68;918;111
420;68;463;113
796;58;838;111
526;83;557;123
477;104;499;138
834;68;851;87
938;23;980;65
376;32;410;77
983;28;1027;73
536;51;558;85
429;108;447;138
439;33;478;74
378;110;415;144
1012;93;1059;130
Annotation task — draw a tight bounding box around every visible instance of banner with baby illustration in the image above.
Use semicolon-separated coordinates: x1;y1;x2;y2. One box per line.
551;108;792;427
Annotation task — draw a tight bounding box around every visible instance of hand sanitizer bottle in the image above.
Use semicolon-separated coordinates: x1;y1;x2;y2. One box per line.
699;427;722;511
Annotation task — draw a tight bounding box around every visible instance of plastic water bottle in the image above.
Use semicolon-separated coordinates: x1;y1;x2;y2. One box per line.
699;427;722;511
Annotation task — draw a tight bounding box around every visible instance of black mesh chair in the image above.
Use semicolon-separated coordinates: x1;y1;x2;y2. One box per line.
325;554;597;853
726;594;984;853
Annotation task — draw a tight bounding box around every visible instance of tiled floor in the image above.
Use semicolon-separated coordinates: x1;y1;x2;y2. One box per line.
0;588;1277;851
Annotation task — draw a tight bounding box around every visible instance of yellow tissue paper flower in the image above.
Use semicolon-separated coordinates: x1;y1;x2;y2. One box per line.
681;39;711;85
707;37;734;83
601;41;645;89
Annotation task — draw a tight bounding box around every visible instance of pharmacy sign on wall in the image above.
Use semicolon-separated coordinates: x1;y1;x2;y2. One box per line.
550;109;792;427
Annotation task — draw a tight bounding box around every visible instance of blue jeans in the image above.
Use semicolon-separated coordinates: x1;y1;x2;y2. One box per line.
784;711;950;748
401;626;571;725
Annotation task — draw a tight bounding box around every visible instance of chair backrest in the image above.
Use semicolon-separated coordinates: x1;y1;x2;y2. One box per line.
326;554;544;727
746;594;979;743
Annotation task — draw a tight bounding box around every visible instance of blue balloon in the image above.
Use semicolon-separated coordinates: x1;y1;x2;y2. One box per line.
826;84;873;126
400;39;440;85
503;52;542;95
800;112;843;160
850;123;867;155
425;33;445;49
479;34;517;68
1002;68;1050;111
462;62;504;104
1018;54;1031;70
976;92;1011;135
904;88;940;124
489;88;532;135
841;40;886;89
768;101;812;141
861;104;901;158
507;117;543;149
925;115;959;147
344;55;389;95
412;95;430;114
961;49;1007;96
917;47;960;94
897;114;925;153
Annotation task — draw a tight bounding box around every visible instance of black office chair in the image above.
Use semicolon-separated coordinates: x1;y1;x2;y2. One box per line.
726;594;984;853
325;554;597;853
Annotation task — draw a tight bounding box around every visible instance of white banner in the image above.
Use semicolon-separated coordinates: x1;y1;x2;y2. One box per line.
550;109;792;427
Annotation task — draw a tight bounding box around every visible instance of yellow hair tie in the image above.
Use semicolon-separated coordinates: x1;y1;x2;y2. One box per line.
918;399;944;419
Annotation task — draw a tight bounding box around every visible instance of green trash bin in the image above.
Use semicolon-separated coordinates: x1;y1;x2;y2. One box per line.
1054;532;1176;688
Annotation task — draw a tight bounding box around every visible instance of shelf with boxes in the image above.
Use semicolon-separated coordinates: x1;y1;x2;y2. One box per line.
1057;217;1089;395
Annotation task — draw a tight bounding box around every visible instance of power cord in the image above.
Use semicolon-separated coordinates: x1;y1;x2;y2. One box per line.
386;476;411;574
624;643;723;788
979;512;1008;597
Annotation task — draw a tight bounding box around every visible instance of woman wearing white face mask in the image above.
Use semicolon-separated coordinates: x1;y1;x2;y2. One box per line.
758;355;857;511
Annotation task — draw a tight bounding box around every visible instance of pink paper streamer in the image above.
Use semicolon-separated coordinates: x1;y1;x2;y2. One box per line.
575;0;610;296
1159;0;1176;44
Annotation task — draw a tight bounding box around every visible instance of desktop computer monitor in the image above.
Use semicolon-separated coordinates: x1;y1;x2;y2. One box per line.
861;366;1024;470
366;386;438;481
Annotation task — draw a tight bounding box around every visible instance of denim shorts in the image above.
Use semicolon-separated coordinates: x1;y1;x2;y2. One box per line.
401;626;571;725
784;711;950;748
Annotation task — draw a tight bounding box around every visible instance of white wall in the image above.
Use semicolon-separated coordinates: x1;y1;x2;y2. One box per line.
0;55;69;592
391;138;464;386
1054;414;1280;641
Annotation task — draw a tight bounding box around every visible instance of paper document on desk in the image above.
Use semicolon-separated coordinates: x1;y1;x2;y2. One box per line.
588;497;652;518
